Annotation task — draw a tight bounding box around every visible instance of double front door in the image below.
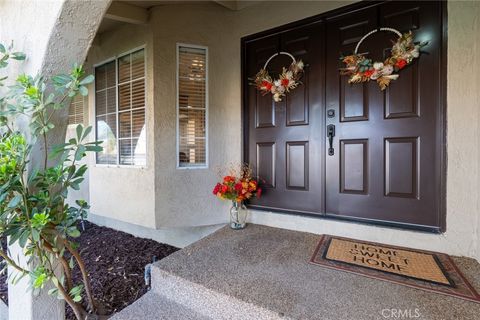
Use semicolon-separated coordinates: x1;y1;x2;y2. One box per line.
243;1;445;231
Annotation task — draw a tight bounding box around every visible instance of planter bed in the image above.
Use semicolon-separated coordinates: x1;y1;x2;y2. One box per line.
0;221;179;319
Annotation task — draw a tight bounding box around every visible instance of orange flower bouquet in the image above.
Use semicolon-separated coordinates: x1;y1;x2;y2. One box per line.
213;164;261;229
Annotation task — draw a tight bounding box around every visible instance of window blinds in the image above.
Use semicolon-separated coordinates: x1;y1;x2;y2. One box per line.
68;94;85;125
95;60;117;165
177;46;207;167
95;48;146;166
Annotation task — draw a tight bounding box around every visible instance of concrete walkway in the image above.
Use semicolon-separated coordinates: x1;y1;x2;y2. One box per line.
113;225;480;320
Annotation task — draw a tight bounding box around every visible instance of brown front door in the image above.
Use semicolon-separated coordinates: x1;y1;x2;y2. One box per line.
244;22;324;214
325;1;444;229
243;1;446;231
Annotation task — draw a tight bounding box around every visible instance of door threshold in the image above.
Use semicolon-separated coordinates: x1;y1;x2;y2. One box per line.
248;205;442;234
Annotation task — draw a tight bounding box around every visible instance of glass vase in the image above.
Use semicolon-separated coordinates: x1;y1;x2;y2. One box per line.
230;201;247;230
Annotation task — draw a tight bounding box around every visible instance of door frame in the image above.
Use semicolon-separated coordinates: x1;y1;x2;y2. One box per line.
241;0;447;233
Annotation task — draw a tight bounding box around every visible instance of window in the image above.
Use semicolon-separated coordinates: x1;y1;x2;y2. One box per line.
177;44;208;168
68;95;85;125
95;48;146;166
66;95;85;142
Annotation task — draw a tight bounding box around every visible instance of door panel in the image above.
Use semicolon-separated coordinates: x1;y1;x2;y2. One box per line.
256;142;276;188
245;23;324;214
285;36;310;126
340;81;369;122
340;139;368;194
384;137;419;198
286;72;309;126
256;92;276;128
325;1;443;228
384;63;419;119
286;141;309;190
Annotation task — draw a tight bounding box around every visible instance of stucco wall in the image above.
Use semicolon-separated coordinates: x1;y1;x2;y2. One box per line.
445;1;480;260
151;4;238;228
0;0;63;74
85;23;157;228
150;1;354;228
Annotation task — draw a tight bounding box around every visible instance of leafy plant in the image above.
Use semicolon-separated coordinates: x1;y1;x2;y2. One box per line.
0;42;102;319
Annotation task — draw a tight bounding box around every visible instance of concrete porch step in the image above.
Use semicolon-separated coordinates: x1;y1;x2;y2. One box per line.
112;225;480;320
111;266;285;320
151;266;287;320
110;291;211;320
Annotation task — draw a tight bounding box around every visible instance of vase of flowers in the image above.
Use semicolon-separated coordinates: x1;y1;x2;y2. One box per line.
212;164;262;230
229;201;248;230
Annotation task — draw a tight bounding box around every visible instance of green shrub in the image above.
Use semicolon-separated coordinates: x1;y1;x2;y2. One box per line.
0;42;101;320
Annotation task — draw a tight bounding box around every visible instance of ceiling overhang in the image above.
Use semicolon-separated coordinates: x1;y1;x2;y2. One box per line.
214;0;260;11
105;1;149;24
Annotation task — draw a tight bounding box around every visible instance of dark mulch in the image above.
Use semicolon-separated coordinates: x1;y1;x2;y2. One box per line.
0;221;179;319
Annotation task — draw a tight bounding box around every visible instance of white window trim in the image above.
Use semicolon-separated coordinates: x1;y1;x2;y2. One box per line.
93;45;148;169
176;43;209;170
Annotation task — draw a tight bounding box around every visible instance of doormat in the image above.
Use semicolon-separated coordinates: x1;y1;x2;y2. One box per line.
310;235;480;303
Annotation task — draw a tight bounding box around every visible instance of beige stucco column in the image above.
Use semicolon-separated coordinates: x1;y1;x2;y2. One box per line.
0;0;110;319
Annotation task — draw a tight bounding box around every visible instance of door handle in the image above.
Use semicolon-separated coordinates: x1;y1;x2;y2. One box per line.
327;124;335;156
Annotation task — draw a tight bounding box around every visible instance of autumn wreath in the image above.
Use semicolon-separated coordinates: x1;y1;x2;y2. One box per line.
252;52;304;102
340;28;428;90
